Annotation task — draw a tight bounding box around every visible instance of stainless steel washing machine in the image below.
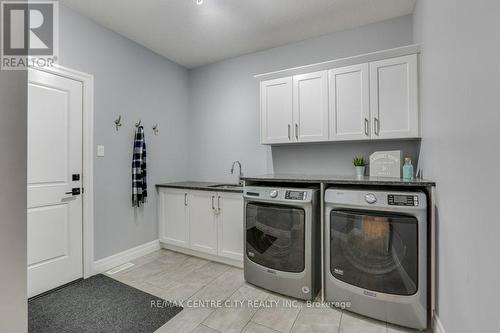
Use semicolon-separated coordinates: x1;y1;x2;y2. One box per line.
324;188;428;329
243;186;320;300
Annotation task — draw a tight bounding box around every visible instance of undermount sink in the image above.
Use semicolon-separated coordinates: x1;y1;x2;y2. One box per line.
208;184;243;189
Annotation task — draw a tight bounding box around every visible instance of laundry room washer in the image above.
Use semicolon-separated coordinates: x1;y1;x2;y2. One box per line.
244;186;320;300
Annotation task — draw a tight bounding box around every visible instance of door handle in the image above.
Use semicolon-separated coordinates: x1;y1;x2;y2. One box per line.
374;117;380;136
295;123;299;140
364;118;369;136
287;124;291;140
217;195;221;214
211;196;215;211
65;188;81;196
184;193;188;206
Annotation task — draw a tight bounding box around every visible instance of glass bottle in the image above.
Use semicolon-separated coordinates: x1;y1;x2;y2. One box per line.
402;157;414;180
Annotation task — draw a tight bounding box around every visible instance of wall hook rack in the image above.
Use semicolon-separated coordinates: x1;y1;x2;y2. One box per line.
135;119;142;127
114;115;122;131
152;124;159;136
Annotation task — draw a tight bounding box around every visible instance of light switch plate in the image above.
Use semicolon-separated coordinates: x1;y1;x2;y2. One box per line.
97;145;105;157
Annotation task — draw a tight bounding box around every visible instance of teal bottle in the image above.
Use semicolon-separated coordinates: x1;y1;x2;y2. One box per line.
402;157;414;180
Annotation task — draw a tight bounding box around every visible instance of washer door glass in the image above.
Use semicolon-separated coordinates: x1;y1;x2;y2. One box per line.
330;209;418;295
246;203;305;273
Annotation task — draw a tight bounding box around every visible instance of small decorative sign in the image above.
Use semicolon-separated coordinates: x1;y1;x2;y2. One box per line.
369;150;402;178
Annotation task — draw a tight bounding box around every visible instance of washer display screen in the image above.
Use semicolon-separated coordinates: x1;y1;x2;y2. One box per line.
285;191;306;200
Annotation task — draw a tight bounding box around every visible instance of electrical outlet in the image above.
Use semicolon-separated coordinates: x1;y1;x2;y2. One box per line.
97;145;105;157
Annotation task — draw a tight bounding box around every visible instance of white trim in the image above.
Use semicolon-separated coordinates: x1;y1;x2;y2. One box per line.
433;313;446;333
160;242;243;268
254;44;421;81
30;64;95;279
93;240;161;274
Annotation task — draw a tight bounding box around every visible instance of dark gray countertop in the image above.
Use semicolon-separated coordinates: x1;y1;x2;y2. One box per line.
156;181;243;193
241;173;436;187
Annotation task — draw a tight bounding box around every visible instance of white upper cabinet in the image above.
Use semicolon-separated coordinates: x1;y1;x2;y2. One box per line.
260;77;293;144
258;49;420;144
369;54;419;139
329;64;370;141
293;71;329;142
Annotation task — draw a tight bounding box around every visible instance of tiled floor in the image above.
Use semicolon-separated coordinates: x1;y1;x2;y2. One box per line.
107;249;431;333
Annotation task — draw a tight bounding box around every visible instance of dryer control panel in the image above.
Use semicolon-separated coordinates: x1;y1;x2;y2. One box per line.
388;194;419;206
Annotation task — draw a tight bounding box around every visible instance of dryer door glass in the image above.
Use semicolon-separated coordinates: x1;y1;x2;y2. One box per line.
330;209;418;295
246;203;305;273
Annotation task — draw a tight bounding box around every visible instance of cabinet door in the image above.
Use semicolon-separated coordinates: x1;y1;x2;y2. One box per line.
260;77;293;144
189;191;218;255
158;188;189;247
329;64;370;141
293;71;329;142
217;192;244;261
369;54;419;139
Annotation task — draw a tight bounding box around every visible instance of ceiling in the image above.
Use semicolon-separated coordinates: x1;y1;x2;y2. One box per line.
60;0;417;69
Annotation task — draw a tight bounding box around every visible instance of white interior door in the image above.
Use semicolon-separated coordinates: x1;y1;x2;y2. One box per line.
329;64;370;141
293;71;329;142
369;54;419;139
28;68;83;298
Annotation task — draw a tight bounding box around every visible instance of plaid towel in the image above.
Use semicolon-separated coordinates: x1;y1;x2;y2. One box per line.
132;126;147;207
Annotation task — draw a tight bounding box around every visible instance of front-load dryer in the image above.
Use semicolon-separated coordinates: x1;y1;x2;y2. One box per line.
324;188;428;329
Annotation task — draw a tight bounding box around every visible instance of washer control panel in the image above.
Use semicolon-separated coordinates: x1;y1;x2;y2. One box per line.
388;194;420;206
285;190;307;200
364;193;377;204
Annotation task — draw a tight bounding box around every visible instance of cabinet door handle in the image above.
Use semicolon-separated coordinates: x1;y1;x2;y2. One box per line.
184;193;188;206
211;196;215;211
374;117;380;136
287;124;291;140
217;196;221;214
364;118;369;136
295;123;299;140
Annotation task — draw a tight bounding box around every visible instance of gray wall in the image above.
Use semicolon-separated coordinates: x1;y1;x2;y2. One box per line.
187;15;420;182
59;5;190;260
413;1;500;332
0;71;27;330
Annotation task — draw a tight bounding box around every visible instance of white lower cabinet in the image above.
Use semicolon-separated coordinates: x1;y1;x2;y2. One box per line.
158;188;189;247
158;187;244;264
189;191;218;255
217;192;244;261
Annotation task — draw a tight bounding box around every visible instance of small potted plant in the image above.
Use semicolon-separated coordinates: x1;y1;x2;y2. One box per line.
353;156;367;178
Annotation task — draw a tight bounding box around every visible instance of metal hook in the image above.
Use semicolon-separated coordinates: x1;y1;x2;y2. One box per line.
135;119;142;127
152;124;159;136
114;115;122;131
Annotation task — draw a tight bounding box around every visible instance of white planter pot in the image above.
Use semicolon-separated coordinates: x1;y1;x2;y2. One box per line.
355;166;366;177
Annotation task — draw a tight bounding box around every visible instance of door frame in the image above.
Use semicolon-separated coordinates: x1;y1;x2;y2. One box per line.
30;64;95;279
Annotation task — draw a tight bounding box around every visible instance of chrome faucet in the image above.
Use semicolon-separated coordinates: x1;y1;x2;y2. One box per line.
230;161;244;185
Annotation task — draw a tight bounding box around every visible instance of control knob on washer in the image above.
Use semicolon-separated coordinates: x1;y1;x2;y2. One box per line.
269;190;278;198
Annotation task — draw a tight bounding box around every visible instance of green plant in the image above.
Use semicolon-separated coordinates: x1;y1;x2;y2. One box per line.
353;156;367;167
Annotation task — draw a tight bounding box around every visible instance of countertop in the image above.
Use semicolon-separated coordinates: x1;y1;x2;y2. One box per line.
156;181;243;193
241;173;436;187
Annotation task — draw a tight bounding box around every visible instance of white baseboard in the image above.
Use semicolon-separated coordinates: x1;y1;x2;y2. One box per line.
433;313;446;333
93;240;161;275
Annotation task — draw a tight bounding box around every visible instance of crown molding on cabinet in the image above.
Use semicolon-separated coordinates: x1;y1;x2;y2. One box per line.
254;44;421;81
